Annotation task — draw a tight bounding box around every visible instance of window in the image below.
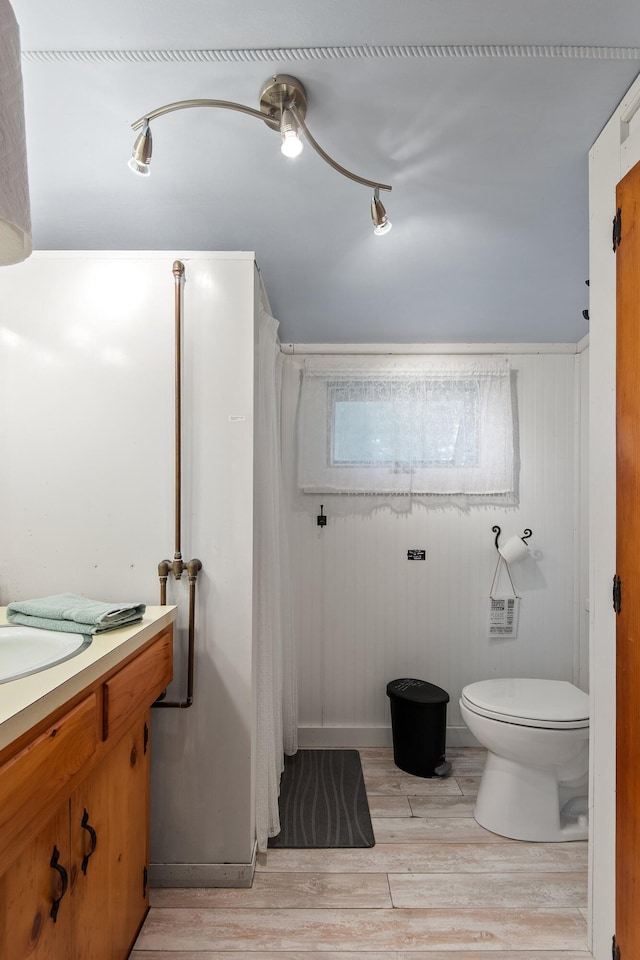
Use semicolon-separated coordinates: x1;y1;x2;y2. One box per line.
297;357;516;502
330;378;479;468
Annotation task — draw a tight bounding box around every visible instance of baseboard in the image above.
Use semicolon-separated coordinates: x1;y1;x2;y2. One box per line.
150;842;257;888
446;726;482;748
297;725;480;749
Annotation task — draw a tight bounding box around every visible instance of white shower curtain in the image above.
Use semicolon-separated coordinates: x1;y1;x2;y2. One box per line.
254;300;297;852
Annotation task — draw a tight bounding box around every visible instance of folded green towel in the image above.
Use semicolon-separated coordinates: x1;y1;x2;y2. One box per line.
7;593;146;635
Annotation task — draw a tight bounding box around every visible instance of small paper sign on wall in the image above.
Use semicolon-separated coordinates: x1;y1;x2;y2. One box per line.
488;596;520;638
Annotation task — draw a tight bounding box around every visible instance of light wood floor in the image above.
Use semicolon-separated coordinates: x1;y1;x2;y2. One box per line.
132;747;592;958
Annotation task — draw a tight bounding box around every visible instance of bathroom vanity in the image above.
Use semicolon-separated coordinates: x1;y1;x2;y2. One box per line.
0;605;175;960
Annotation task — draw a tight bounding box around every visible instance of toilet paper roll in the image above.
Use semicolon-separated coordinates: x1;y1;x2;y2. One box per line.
498;535;530;563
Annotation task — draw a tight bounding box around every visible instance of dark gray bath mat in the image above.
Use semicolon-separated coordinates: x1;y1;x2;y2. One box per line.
269;749;375;849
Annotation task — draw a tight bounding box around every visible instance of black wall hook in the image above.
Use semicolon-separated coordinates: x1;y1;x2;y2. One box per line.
492;525;501;551
521;528;532;544
317;505;327;528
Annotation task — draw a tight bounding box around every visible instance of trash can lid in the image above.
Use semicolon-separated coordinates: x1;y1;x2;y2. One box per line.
386;678;449;704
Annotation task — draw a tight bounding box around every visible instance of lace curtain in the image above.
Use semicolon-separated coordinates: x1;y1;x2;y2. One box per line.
254;301;297;852
297;356;516;503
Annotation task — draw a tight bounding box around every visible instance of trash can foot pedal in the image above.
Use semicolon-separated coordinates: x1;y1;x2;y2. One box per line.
434;760;451;777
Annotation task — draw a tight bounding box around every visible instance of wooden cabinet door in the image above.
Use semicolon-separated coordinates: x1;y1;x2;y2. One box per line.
107;712;151;957
70;760;110;960
0;804;72;960
616;156;640;958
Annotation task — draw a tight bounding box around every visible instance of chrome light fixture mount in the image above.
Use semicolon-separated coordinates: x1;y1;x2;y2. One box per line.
259;74;308;126
129;74;392;233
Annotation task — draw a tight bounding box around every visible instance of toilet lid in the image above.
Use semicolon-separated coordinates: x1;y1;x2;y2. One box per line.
461;678;589;728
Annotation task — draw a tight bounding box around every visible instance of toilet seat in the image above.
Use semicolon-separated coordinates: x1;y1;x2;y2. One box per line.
461;678;589;730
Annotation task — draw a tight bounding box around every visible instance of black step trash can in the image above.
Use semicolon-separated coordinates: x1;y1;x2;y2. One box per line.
386;678;452;778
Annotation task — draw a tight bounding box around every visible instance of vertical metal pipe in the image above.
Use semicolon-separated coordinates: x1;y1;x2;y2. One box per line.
173;260;185;565
186;565;201;704
154;261;201;709
158;560;170;604
187;583;196;702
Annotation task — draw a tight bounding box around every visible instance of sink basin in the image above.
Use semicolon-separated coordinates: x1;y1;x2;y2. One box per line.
0;625;91;684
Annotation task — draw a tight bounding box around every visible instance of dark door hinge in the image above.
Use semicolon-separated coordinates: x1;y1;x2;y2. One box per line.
613;933;621;960
144;721;149;755
613;575;622;615
613;207;622;251
143;865;148;898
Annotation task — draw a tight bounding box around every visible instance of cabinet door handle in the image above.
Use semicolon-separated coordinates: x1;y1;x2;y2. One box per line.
81;808;98;875
49;845;68;922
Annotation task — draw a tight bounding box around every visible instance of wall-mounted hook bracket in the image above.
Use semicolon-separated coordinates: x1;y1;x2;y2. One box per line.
492;525;501;551
521;528;533;544
317;504;327;528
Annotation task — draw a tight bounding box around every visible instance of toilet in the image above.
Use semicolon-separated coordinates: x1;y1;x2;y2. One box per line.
460;678;589;842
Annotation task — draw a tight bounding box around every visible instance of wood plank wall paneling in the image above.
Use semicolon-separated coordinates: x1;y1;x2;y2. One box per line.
281;353;586;744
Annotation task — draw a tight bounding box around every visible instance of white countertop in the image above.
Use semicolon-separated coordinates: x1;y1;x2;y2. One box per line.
0;605;177;753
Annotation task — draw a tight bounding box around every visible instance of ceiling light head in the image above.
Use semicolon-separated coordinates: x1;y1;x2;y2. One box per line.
128;122;152;176
280;107;303;158
371;190;392;236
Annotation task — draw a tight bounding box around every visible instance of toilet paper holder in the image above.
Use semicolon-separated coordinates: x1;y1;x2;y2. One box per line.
491;524;533;560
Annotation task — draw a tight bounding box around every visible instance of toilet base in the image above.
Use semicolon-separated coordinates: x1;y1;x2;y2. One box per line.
474;750;588;842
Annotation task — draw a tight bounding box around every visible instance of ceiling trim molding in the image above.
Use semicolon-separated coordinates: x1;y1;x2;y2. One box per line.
281;342;584;355
21;43;640;65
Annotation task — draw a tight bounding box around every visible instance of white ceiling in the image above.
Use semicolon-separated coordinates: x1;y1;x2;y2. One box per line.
11;0;640;343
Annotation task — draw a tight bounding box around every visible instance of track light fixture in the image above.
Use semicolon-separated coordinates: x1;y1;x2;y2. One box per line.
128;74;392;233
371;187;392;236
279;107;303;158
128;121;152;176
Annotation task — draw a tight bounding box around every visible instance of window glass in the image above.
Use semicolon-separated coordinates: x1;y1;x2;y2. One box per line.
330;380;478;467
